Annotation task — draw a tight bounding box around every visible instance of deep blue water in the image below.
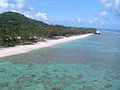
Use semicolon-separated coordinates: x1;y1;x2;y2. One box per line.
0;30;120;90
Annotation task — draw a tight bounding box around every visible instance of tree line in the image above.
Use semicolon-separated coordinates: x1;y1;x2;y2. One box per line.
0;25;96;47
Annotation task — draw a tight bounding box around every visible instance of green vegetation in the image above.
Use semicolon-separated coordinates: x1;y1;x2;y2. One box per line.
0;11;96;47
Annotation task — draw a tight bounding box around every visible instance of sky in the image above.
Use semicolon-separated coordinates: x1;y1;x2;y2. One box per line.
0;0;120;30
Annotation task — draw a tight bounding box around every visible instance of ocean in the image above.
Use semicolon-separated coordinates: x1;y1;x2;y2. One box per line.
0;30;120;90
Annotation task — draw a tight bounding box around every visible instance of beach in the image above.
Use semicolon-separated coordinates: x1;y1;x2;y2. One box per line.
0;33;93;58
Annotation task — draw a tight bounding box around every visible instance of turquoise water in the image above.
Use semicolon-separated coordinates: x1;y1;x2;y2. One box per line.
0;31;120;90
52;31;120;53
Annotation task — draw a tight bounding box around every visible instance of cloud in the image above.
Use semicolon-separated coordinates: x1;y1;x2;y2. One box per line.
15;0;25;9
101;0;113;8
77;18;81;23
23;13;34;19
101;0;120;17
98;11;109;20
0;0;15;13
89;18;99;24
89;18;105;26
15;0;34;11
0;0;9;8
0;0;15;9
99;11;108;17
35;12;48;20
0;0;33;12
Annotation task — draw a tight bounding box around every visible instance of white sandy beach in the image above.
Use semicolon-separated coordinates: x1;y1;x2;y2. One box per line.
0;33;93;58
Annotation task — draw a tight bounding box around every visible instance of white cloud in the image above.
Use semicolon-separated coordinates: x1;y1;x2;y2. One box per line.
89;18;105;26
89;20;94;24
77;18;81;23
0;0;33;13
89;18;99;24
101;21;105;25
23;13;34;19
101;0;120;17
0;0;15;9
14;0;34;11
35;12;48;20
99;11;108;17
15;0;25;9
101;0;113;8
0;0;9;8
115;0;120;6
27;7;34;11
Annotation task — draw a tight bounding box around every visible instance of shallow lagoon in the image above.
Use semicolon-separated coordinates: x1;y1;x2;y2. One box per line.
0;31;120;90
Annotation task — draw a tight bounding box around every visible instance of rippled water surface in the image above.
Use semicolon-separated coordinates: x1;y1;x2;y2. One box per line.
0;31;120;90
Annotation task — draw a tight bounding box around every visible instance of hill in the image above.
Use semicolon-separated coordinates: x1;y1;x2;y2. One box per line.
0;11;97;46
0;11;47;27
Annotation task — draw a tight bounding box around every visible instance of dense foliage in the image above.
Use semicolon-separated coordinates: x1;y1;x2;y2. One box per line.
0;12;96;47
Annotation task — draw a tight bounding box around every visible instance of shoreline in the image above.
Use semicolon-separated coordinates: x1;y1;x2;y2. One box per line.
0;33;93;58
